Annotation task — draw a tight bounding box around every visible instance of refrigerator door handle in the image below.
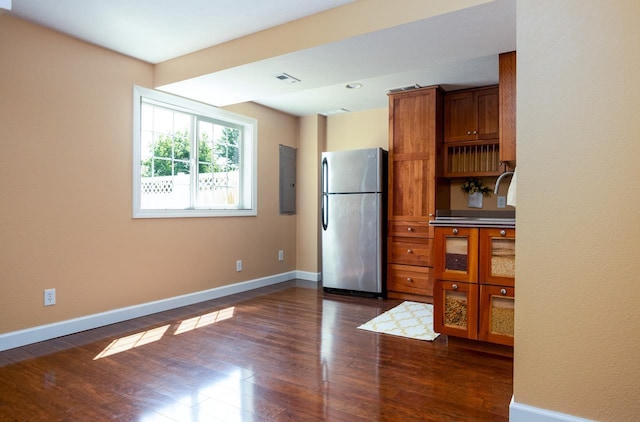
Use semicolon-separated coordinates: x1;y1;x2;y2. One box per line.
321;157;329;230
322;193;328;230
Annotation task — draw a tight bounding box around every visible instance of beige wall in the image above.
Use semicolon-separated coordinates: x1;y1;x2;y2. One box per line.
325;108;388;152
295;109;388;274
514;1;640;420
0;16;297;334
296;115;325;273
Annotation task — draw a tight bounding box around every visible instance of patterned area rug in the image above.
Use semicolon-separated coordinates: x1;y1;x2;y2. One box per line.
357;301;440;341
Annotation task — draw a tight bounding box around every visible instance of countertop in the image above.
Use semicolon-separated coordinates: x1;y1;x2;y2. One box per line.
429;210;516;228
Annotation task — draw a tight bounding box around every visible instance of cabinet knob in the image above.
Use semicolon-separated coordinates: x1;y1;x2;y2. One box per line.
500;288;507;295
407;249;413;254
452;228;459;235
500;230;507;236
452;284;459;290
407;227;413;232
473;130;477;135
406;277;413;283
429;213;434;217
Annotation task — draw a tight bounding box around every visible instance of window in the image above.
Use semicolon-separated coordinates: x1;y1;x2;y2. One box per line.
132;86;257;218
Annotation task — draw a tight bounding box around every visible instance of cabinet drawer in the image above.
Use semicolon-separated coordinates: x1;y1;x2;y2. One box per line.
434;280;478;340
478;284;515;346
388;264;433;296
388;236;433;266
479;228;516;287
388;220;432;238
433;227;478;282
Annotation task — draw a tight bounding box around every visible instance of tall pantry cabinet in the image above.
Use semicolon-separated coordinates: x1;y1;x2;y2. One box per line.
387;86;450;302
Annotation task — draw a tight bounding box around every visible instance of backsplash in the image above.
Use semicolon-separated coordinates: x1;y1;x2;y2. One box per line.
449;176;513;211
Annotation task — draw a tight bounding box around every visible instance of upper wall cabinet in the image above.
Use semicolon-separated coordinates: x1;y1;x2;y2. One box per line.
444;86;499;143
499;51;517;166
443;86;501;177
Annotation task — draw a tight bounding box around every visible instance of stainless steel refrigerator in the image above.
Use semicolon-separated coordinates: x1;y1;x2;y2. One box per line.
321;148;387;297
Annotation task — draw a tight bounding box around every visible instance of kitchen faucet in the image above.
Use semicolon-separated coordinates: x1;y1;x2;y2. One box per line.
494;171;514;194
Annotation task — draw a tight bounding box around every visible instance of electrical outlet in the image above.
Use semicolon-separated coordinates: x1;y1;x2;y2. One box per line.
44;288;56;306
497;196;507;208
278;250;284;261
236;260;242;272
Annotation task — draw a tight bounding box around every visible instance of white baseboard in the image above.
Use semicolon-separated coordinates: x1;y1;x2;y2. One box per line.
510;397;594;421
0;271;298;352
295;270;321;281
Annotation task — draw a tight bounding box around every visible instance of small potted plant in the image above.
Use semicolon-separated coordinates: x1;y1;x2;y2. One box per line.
460;178;492;208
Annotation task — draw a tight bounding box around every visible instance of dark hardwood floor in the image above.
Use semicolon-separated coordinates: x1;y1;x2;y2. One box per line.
0;280;513;421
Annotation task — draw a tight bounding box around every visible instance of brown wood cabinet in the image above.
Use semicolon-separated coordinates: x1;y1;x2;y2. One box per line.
387;87;450;302
444;86;499;143
499;51;517;166
442;86;501;177
435;280;478;339
433;226;515;346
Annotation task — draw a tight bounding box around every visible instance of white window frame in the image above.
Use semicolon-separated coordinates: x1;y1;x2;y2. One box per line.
132;86;257;218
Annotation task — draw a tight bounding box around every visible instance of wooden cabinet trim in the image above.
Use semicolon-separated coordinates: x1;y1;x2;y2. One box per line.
499;51;517;165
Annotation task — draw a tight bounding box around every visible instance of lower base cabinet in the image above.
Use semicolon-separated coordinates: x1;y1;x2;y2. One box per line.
433;226;515;347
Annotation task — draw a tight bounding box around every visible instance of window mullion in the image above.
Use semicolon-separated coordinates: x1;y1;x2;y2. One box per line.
190;117;198;209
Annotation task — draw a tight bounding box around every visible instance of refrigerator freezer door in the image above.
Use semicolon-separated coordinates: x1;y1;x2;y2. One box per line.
322;148;383;194
322;192;383;293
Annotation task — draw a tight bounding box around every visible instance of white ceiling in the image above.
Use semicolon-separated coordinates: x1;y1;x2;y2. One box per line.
8;0;516;117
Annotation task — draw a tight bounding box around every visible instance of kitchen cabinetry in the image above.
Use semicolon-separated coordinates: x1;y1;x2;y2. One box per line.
444;86;499;143
387;86;450;302
499;51;517;166
443;86;501;177
434;226;515;346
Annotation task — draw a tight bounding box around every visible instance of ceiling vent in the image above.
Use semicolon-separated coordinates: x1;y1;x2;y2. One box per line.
273;73;301;84
321;108;349;116
387;84;422;94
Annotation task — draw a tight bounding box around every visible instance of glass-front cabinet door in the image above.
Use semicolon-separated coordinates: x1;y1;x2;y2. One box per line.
434;280;478;339
434;227;478;282
479;284;515;346
479;228;515;287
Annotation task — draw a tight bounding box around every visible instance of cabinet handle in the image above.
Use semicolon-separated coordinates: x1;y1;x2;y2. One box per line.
500;230;507;236
406;277;413;283
473;130;477;135
407;227;413;232
452;228;459;235
428;213;434;217
407;249;413;254
500;288;507;295
452;284;459;290
467;131;471;135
